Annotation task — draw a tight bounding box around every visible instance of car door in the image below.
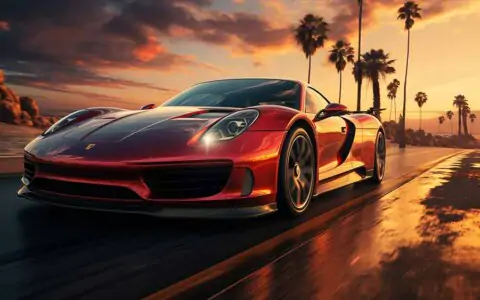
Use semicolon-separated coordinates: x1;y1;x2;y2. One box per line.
304;87;349;178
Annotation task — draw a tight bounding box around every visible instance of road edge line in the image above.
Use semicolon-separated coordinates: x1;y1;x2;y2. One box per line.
144;150;468;300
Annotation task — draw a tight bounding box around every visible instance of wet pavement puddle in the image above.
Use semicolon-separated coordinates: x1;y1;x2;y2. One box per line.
215;151;480;300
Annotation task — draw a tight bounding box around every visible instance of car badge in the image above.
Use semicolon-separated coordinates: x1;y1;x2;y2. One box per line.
85;143;96;150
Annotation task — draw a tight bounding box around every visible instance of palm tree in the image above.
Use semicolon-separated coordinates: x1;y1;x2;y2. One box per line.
294;14;329;84
356;0;364;111
357;49;396;120
438;116;445;134
414;91;427;130
470;113;477;135
328;40;355;103
446;110;454;134
387;79;400;121
398;1;422;148
462;103;471;136
453;95;467;136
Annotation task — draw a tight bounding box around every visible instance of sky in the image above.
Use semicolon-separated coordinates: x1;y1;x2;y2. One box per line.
0;0;479;132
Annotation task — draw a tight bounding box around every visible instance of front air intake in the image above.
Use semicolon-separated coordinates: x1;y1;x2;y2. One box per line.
143;163;233;199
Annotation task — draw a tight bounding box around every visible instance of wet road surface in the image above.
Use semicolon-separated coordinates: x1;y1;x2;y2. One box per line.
214;150;480;300
0;147;463;299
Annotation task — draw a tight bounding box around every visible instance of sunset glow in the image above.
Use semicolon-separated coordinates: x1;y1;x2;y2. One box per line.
1;0;479;132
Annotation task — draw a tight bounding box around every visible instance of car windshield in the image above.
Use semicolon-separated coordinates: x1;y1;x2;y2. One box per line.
160;79;301;110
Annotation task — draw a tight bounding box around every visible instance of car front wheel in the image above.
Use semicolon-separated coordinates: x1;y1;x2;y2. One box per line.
277;127;316;217
369;130;386;184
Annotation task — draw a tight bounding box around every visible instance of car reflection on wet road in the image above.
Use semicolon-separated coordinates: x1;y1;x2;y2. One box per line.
214;150;480;300
0;147;472;299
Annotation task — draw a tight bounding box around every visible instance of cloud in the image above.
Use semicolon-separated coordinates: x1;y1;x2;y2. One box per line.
325;0;479;42
105;0;294;55
1;60;179;97
0;0;211;100
0;0;296;96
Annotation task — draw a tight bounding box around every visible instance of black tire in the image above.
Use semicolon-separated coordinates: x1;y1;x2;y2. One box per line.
369;130;386;184
277;127;316;217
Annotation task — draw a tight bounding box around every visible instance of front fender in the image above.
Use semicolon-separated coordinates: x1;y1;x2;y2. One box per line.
248;105;314;131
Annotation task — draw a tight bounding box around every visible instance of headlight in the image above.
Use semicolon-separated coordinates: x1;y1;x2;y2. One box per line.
202;109;259;144
42;109;99;136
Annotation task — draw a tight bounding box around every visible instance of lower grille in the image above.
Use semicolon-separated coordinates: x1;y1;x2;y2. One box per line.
143;163;233;199
37;163;133;180
24;156;35;182
30;178;141;200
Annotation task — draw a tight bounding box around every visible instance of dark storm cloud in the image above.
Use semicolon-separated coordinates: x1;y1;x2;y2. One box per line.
0;0;293;97
104;0;292;52
0;0;198;95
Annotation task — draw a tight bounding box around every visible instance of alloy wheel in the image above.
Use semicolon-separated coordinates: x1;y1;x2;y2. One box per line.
286;135;314;210
376;132;386;180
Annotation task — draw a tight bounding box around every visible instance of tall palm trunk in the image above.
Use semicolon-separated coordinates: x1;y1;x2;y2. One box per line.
338;71;342;103
458;107;462;136
462;114;469;136
373;79;381;120
419;107;422;130
450;120;452;134
307;55;312;83
356;0;363;111
389;101;392;120
394;99;397;122
399;29;410;148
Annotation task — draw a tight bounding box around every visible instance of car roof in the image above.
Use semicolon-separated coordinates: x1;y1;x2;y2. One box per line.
192;78;305;86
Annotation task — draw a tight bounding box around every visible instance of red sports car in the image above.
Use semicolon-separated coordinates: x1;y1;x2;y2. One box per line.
18;78;386;218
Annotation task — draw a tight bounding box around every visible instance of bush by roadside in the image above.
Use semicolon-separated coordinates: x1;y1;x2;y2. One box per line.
383;120;479;149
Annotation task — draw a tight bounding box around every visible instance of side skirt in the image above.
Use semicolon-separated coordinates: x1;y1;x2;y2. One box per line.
314;168;366;196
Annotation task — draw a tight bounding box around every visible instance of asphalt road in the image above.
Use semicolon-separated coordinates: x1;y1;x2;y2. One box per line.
0;147;462;299
214;150;480;300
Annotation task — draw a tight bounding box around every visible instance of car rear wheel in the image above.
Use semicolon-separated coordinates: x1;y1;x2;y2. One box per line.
277;127;315;217
369;130;386;184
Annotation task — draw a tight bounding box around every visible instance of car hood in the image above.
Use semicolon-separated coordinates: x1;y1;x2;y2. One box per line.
64;106;237;143
26;106;239;161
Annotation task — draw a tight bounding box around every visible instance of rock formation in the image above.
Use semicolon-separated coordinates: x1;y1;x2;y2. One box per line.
0;87;59;129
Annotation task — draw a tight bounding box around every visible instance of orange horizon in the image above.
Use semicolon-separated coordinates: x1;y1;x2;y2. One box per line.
1;0;479;128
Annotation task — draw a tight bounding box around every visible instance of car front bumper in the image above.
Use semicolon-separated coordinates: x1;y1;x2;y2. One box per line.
17;184;278;219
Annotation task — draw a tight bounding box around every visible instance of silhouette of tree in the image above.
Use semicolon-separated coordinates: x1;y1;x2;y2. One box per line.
356;49;396;120
461;103;471;136
446;110;454;134
294;14;329;83
470;113;477;135
438;115;445;134
398;1;422;148
414;91;427;130
387;79;400;121
453;95;467;136
328;40;355;103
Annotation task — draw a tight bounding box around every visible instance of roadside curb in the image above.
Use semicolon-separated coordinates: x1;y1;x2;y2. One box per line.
144;149;469;300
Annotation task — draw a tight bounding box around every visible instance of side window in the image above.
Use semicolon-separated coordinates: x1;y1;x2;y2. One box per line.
305;88;329;114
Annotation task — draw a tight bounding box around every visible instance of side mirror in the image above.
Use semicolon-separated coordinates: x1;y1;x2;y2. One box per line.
140;103;156;110
315;103;348;120
323;103;348;113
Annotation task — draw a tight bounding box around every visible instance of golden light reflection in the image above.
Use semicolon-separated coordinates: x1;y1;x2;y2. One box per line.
368;154;465;266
